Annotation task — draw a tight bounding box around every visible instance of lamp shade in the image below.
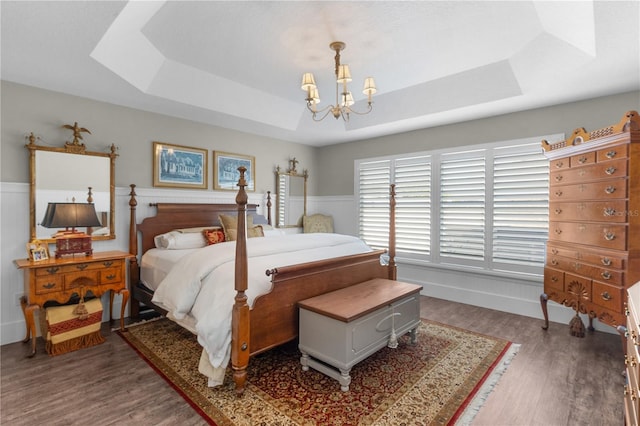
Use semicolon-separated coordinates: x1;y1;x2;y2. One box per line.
40;203;102;230
301;73;317;91
336;64;352;83
363;77;377;96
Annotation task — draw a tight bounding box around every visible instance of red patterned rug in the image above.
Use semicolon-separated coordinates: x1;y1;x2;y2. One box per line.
118;317;518;425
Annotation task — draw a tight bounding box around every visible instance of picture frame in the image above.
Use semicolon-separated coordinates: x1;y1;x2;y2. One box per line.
26;240;49;262
153;142;208;189
213;151;256;191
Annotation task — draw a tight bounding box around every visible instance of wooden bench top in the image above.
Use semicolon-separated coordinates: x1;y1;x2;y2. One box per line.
298;278;422;322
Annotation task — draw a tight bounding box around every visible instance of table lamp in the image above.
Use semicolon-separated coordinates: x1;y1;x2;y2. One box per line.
40;202;102;258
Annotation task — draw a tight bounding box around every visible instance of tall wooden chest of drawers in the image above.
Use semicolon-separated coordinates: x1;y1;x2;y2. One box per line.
540;110;640;336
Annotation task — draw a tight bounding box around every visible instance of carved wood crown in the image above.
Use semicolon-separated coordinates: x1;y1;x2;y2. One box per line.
542;110;639;156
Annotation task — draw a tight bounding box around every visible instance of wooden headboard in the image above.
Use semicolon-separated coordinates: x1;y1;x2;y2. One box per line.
135;202;265;255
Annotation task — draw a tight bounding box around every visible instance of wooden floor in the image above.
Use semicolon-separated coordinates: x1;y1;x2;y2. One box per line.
0;297;624;425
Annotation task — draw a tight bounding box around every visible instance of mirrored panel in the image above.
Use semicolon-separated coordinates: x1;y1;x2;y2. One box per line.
275;166;307;228
27;133;117;243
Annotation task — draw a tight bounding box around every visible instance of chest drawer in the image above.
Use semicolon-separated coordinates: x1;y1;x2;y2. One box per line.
598;144;628;162
570;151;596;167
592;280;623;313
547;243;626;269
549;221;627;250
550;180;628;201
544;267;564;293
550;157;570;170
546;256;623;286
550;200;628;223
550;158;627;186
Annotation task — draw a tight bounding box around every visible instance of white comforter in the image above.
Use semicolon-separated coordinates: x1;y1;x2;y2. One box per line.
151;233;372;384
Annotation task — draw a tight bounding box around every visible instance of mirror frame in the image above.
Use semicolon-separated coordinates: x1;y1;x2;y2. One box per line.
27;133;117;243
275;166;308;228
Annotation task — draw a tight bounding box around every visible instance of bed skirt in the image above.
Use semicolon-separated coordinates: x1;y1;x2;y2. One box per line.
42;298;105;356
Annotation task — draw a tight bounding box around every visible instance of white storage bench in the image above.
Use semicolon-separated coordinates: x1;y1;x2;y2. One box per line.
298;278;422;391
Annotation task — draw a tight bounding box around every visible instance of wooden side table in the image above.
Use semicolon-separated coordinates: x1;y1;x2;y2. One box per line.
14;250;134;357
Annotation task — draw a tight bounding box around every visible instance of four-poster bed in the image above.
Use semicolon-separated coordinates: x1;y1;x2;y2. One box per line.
127;168;398;394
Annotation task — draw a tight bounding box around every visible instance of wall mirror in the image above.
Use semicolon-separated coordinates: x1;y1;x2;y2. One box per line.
275;161;307;228
27;131;117;243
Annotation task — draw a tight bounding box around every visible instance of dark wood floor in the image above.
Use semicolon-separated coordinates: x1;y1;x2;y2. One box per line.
1;297;624;425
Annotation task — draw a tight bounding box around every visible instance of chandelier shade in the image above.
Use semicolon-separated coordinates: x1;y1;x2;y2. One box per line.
301;41;375;122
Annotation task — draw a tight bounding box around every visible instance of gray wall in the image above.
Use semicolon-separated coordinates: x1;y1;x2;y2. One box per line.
1;81;318;194
316;91;640;195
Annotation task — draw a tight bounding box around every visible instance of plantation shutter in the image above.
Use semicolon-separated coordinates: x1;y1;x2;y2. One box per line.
358;160;391;250
439;151;485;261
394;156;431;256
492;145;549;267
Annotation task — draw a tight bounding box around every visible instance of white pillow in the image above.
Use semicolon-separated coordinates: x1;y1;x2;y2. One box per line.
154;231;207;249
261;226;286;237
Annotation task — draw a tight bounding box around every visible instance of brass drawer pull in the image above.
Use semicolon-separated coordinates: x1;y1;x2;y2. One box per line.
43;282;56;289
551;259;558;266
606;150;617;159
601;271;612;280
603;207;616;216
601;257;612;266
555;175;563;182
551;276;559;282
554;190;563;197
105;274;116;280
76;264;88;270
605;166;616;175
552;248;559;255
554;208;562;214
605;186;616;194
555;161;564;168
555;229;562;235
604;232;616;241
103;261;114;267
601;291;612;301
578;156;588;164
46;267;60;274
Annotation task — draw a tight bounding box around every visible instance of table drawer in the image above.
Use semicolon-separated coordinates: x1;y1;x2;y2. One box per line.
99;268;122;284
550;200;628;223
34;275;63;295
64;270;99;290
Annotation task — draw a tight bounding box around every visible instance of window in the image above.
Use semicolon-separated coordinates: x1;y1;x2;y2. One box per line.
356;135;556;276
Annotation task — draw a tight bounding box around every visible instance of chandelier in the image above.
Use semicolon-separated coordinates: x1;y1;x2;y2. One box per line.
301;41;376;122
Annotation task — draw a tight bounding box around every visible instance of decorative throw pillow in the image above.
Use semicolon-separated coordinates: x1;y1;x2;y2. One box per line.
203;228;226;245
248;225;264;238
219;214;254;241
303;214;334;233
153;231;207;249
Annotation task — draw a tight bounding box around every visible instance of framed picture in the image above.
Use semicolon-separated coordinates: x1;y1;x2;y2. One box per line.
153;142;208;189
213;151;256;191
26;240;49;262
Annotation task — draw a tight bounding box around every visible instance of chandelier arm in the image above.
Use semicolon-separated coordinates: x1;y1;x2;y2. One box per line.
343;103;373;116
305;103;336;122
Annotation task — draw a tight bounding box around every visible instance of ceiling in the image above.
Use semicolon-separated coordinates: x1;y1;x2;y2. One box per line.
2;1;639;147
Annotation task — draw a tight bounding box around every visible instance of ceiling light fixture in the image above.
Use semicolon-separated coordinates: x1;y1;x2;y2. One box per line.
301;41;376;122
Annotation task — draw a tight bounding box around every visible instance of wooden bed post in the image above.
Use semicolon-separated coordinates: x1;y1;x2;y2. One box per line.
128;184;141;318
266;190;272;226
232;167;250;395
388;184;397;280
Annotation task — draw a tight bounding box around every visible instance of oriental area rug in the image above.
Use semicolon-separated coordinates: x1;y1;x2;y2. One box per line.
118;318;519;425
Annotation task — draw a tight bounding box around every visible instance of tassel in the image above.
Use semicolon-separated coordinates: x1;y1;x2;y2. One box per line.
72;294;89;320
569;313;585;338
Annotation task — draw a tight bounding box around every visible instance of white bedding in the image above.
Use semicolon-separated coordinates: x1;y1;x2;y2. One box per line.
141;248;197;291
150;233;373;386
